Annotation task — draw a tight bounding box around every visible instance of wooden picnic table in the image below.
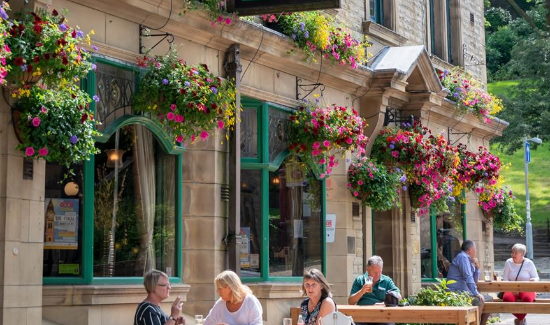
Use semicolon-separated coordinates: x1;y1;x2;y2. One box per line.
290;304;479;325
477;280;550;314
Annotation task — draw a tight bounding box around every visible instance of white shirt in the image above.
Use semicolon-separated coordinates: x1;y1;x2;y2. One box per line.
503;258;539;281
204;294;263;325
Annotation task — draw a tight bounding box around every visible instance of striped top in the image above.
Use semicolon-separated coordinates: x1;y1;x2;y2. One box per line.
134;301;169;325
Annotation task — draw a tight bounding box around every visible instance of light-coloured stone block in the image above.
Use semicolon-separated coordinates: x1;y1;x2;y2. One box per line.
273;70;296;99
56;0;107;43
183;216;225;250
182;183;222;217
105;14;139;53
183;249;224;283
3;241;43;285
327;228;353;256
2;284;42;308
183;150;226;184
28;199;45;243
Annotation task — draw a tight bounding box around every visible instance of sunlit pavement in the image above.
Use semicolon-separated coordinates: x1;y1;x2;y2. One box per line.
493;313;549;325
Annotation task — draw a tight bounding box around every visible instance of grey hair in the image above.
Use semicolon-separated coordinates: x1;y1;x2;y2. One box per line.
367;255;384;268
511;243;527;256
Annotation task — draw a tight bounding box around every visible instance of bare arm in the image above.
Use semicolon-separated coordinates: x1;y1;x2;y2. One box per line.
316;298;336;324
348;285;369;305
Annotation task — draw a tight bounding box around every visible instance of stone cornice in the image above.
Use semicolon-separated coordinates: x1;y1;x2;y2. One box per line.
362;21;407;47
68;0;374;95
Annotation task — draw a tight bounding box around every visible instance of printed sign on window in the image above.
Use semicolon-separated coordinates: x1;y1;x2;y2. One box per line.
326;214;336;243
44;198;79;250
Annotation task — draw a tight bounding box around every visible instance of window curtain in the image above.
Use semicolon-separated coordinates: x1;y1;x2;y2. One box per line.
155;153;176;273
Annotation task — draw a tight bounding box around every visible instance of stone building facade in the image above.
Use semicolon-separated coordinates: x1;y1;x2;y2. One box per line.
0;0;504;324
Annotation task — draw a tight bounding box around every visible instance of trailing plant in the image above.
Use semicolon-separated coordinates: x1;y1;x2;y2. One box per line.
347;156;405;211
438;68;503;123
261;11;369;69
182;0;234;25
452;144;501;197
407;278;473;308
478;184;522;233
12;84;100;173
5;7;94;88
288;102;368;179
133;51;237;143
0;1;11;86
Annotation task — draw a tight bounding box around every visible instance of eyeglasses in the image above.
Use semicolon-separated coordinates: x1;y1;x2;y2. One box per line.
157;283;171;287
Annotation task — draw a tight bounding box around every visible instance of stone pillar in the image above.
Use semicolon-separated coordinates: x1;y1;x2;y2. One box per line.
0;101;45;324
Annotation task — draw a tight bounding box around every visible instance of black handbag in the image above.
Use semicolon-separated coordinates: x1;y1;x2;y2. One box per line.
497;260;524;299
384;290;400;307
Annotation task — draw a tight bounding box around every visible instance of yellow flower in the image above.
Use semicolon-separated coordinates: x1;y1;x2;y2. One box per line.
312;15;330;49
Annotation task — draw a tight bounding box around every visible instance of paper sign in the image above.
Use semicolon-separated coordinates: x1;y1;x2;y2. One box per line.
44;198;79;250
326;214;336;243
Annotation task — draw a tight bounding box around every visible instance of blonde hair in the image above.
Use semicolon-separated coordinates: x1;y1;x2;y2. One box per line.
302;268;332;299
143;269;168;294
215;270;252;304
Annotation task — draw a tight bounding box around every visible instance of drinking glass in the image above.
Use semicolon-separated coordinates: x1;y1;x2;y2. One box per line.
484;270;492;282
495;271;502;281
195;315;204;325
283;317;292;325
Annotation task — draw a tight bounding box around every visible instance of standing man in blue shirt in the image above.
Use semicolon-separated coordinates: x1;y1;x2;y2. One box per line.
447;240;490;325
348;256;401;325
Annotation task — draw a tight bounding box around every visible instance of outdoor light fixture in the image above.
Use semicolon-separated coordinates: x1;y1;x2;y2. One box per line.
106;149;125;168
524;136;542;259
63;181;79;196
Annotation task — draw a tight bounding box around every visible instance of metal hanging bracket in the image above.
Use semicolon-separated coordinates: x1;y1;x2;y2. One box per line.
139;24;175;54
383;107;416;127
447;127;471;145
296;78;325;101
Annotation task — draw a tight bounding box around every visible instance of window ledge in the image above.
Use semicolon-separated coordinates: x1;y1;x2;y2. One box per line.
247;282;303;299
362;21;407;46
43;284;191;306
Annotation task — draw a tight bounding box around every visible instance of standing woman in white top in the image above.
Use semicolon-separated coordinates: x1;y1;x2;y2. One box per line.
204;270;263;325
501;243;539;325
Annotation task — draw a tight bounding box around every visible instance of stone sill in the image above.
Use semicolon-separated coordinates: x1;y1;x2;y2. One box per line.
247;282;303;299
362;21;407;46
43;283;191;306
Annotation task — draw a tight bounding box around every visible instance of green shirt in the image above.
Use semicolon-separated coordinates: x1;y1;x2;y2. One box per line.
349;274;400;305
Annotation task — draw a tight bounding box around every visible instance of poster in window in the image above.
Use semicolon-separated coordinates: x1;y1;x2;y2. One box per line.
44;198;79;250
239;227;251;268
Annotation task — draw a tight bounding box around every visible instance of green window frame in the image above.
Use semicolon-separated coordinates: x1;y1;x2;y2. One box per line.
43;57;184;285
240;97;327;282
421;200;467;282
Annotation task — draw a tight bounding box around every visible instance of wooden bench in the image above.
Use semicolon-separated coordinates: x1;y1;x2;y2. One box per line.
290;304;479;325
477;281;550;315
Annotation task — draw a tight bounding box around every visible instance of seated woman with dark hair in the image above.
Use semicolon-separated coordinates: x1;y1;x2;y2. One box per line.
299;268;336;325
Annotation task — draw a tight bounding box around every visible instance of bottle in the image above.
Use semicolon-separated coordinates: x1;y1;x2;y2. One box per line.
297;314;305;325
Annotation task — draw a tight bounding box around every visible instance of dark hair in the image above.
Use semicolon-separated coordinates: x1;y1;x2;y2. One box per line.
461;240;475;252
302;268;332;300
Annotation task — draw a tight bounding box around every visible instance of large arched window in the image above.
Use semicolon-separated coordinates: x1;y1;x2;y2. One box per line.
43;59;183;284
240;98;326;281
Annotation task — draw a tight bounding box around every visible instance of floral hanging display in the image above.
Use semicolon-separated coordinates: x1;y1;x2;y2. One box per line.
182;0;234;25
478;184;522;232
133;51;237;143
288;103;368;179
347;157;405;211
261;11;369;69
12;84;99;172
0;1;11;86
453;144;501;196
371;122;459;213
4;7;93;88
439;68;503;123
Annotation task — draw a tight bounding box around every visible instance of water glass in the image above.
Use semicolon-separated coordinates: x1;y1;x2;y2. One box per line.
495;271;502;281
195;314;204;325
484;270;492;282
283;317;292;325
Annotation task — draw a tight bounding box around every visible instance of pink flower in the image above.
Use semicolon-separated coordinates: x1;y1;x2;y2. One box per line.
170;104;177;111
345;137;353;144
323;140;330;147
217;120;225;129
391;151;399;158
357;180;364;185
38;147;48;156
312;142;321;150
318;158;326;164
175;135;184;142
166;112;175;120
40;106;48;114
225;18;232;25
175;114;184;123
200;131;209;140
312;149;321;156
31;117;41;127
25;147;35;156
353;191;359;197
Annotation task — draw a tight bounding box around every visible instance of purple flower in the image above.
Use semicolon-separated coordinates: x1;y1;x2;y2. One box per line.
402;186;408;191
93;95;100;102
70;135;79;144
0;8;8;20
59;24;68;32
184;81;190;87
304;30;309;38
76;30;84;38
92;45;99;51
299;22;305;31
20;65;28;72
91;63;97;70
162;78;169;85
399;175;407;183
210;87;218;94
389;144;395;149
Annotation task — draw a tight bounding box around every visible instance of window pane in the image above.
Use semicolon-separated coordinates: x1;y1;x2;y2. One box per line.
268;108;289;162
43;163;84;277
240;170;262;277
269;160;322;276
241;108;258;158
436;203;464;277
93;125;177;277
420;211;434;279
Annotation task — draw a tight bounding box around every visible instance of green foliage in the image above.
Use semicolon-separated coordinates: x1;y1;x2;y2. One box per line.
408;278;473;307
485;7;513;33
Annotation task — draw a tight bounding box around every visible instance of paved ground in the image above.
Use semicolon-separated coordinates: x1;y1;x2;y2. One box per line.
492;313;549;325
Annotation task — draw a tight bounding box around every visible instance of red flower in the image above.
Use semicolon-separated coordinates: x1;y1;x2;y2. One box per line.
14;57;25;66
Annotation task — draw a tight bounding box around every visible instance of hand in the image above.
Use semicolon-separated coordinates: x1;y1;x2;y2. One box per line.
362;283;372;293
529;278;538;281
170;296;183;319
472;258;480;269
477;293;485;303
176;316;185;325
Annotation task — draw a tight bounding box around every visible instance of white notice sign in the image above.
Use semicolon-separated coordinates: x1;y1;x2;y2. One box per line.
326;214;336;243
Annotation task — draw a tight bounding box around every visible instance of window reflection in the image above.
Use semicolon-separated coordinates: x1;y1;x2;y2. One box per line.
240;170;262;277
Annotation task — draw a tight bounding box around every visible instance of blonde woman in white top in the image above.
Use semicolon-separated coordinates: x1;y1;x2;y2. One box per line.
204;270;263;325
501;243;539;325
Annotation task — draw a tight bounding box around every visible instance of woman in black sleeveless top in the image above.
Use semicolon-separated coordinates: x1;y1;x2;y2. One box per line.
299;269;336;325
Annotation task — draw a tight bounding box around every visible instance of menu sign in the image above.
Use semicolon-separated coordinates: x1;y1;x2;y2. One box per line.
226;0;341;15
44;198;79;250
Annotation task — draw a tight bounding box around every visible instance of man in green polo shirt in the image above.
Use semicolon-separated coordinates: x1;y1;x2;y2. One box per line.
348;255;401;325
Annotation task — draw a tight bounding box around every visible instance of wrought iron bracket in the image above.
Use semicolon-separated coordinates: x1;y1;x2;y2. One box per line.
296;78;325;101
447;127;471;145
139;24;175;54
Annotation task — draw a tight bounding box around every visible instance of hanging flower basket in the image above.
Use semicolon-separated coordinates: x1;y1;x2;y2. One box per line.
12;84;100;173
288;102;368;179
133;50;236;143
477;185;522;233
0;1;11;86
